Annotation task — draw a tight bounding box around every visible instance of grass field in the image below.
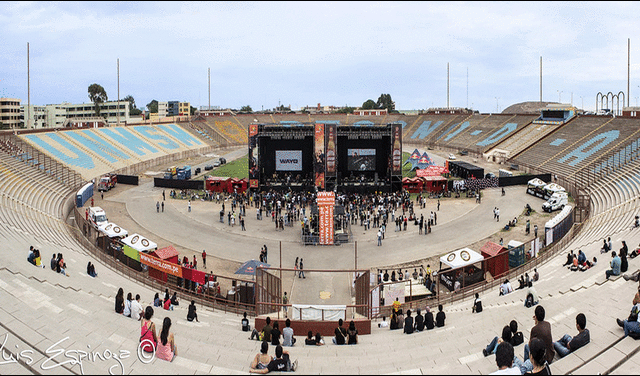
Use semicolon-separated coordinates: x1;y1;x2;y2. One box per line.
196;155;249;180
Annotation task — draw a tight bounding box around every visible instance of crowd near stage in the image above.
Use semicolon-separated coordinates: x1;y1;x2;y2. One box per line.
248;123;403;194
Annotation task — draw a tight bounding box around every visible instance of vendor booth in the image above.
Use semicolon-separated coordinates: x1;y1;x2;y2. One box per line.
480;241;509;279
423;176;447;193
402;177;424;193
230;178;249;193
148;246;180;283
120;233;157;253
205;176;231;193
526;178;547;198
438;248;485;292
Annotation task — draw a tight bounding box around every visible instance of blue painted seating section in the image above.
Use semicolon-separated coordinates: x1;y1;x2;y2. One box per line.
20;124;205;180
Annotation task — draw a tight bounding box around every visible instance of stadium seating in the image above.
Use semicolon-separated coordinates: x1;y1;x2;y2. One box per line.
18;125;207;180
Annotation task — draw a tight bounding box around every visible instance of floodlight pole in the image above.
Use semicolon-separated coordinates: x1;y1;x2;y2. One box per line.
279;241;282;283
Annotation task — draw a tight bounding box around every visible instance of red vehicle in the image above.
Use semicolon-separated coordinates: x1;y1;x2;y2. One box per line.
98;174;117;192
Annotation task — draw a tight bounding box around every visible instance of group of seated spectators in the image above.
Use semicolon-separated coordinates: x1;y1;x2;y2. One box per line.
562;249;597;272
26;247;68;276
383;302;445;333
153;288;180;311
26;246;44;268
488;305;591;375
114;288;178;362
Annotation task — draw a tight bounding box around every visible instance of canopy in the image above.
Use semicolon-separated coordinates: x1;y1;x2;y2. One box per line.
527;178;546;187
543;183;565;193
235;259;270;276
120;233;157;252
98;222;128;238
440;248;484;269
151;245;179;261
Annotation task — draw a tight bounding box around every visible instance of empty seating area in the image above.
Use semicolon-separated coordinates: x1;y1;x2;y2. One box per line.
490;121;562;159
202;119;248;145
18;124;207;180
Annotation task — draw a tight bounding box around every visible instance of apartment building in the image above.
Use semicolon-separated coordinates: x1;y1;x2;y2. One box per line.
0;98;21;130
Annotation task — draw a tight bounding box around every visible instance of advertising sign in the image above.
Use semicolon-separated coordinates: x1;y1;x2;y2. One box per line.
140;252;183;278
325;123;337;177
317;191;335;245
249;124;259;189
275;150;303;171
416;165;449;177
391;123;402;175
314;123;325;189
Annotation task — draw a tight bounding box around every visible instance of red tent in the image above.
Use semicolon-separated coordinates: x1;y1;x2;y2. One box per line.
423;176;447;193
480;241;509;279
403;177;424;193
230;178;248;193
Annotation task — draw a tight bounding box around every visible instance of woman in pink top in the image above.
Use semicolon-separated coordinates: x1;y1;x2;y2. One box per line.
140;306;157;353
156;317;178;362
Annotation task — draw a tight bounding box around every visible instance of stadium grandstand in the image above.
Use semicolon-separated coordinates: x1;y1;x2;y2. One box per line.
0;104;640;375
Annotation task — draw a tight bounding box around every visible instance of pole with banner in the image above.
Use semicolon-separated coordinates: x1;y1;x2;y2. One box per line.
317;191;335;245
314;123;325;189
249;124;259;189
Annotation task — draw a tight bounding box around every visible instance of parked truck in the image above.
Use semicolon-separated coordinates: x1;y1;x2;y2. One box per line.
177;165;192;180
542;192;568;212
97;173;117;192
89;206;108;230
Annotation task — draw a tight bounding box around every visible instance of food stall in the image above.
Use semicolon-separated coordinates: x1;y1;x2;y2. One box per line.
438;248;485;292
402;177;424;193
205;176;232;193
148;246;180;283
480;241;509;279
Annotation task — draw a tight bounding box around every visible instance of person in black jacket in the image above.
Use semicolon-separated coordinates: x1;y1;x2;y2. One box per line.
404;310;414;334
435;305;446;327
115;288;124;314
425;308;435;330
415;308;425;332
187;300;198;322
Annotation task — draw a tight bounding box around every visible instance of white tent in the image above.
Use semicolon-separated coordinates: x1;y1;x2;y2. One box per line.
120;233;157;252
98;222;128;238
527;178;546;188
440;248;484;269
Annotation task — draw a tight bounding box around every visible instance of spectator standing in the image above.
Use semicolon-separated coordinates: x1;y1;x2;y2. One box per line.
473;293;483;313
299;259;305;279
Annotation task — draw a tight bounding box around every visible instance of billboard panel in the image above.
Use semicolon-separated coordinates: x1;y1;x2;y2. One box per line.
392;123;402;175
249;124;259;188
325;123;337;177
317;191;335;245
275;150;303;171
314;123;325;189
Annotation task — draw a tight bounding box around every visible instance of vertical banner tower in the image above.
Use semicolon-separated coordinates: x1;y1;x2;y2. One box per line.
317;191;335;245
314;123;326;189
248;124;260;189
391;123;403;190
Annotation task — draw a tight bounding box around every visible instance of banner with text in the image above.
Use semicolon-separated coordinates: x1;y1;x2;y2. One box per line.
317;191;335;245
314;123;325;189
140;252;183;278
325;123;337;177
249;124;259;188
391;123;403;175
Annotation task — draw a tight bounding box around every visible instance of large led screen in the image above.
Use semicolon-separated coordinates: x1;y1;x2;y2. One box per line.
347;149;376;171
275;150;303;171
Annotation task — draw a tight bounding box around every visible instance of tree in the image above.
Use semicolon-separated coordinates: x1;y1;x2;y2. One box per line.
146;100;158;113
335;106;355;114
190;106;197;116
124;95;142;115
88;83;108;117
362;99;377;109
240;105;253;113
376;94;395;112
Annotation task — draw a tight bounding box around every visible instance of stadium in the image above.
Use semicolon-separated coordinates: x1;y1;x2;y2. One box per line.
1;101;640;375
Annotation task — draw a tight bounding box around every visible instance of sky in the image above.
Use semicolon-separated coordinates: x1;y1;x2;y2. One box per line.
2;1;640;113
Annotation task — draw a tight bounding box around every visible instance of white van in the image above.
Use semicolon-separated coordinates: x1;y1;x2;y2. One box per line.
89;207;108;229
542;192;568;212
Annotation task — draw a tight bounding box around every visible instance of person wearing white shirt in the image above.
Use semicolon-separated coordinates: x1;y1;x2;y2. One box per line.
490;341;522;375
130;294;143;321
123;292;132;317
